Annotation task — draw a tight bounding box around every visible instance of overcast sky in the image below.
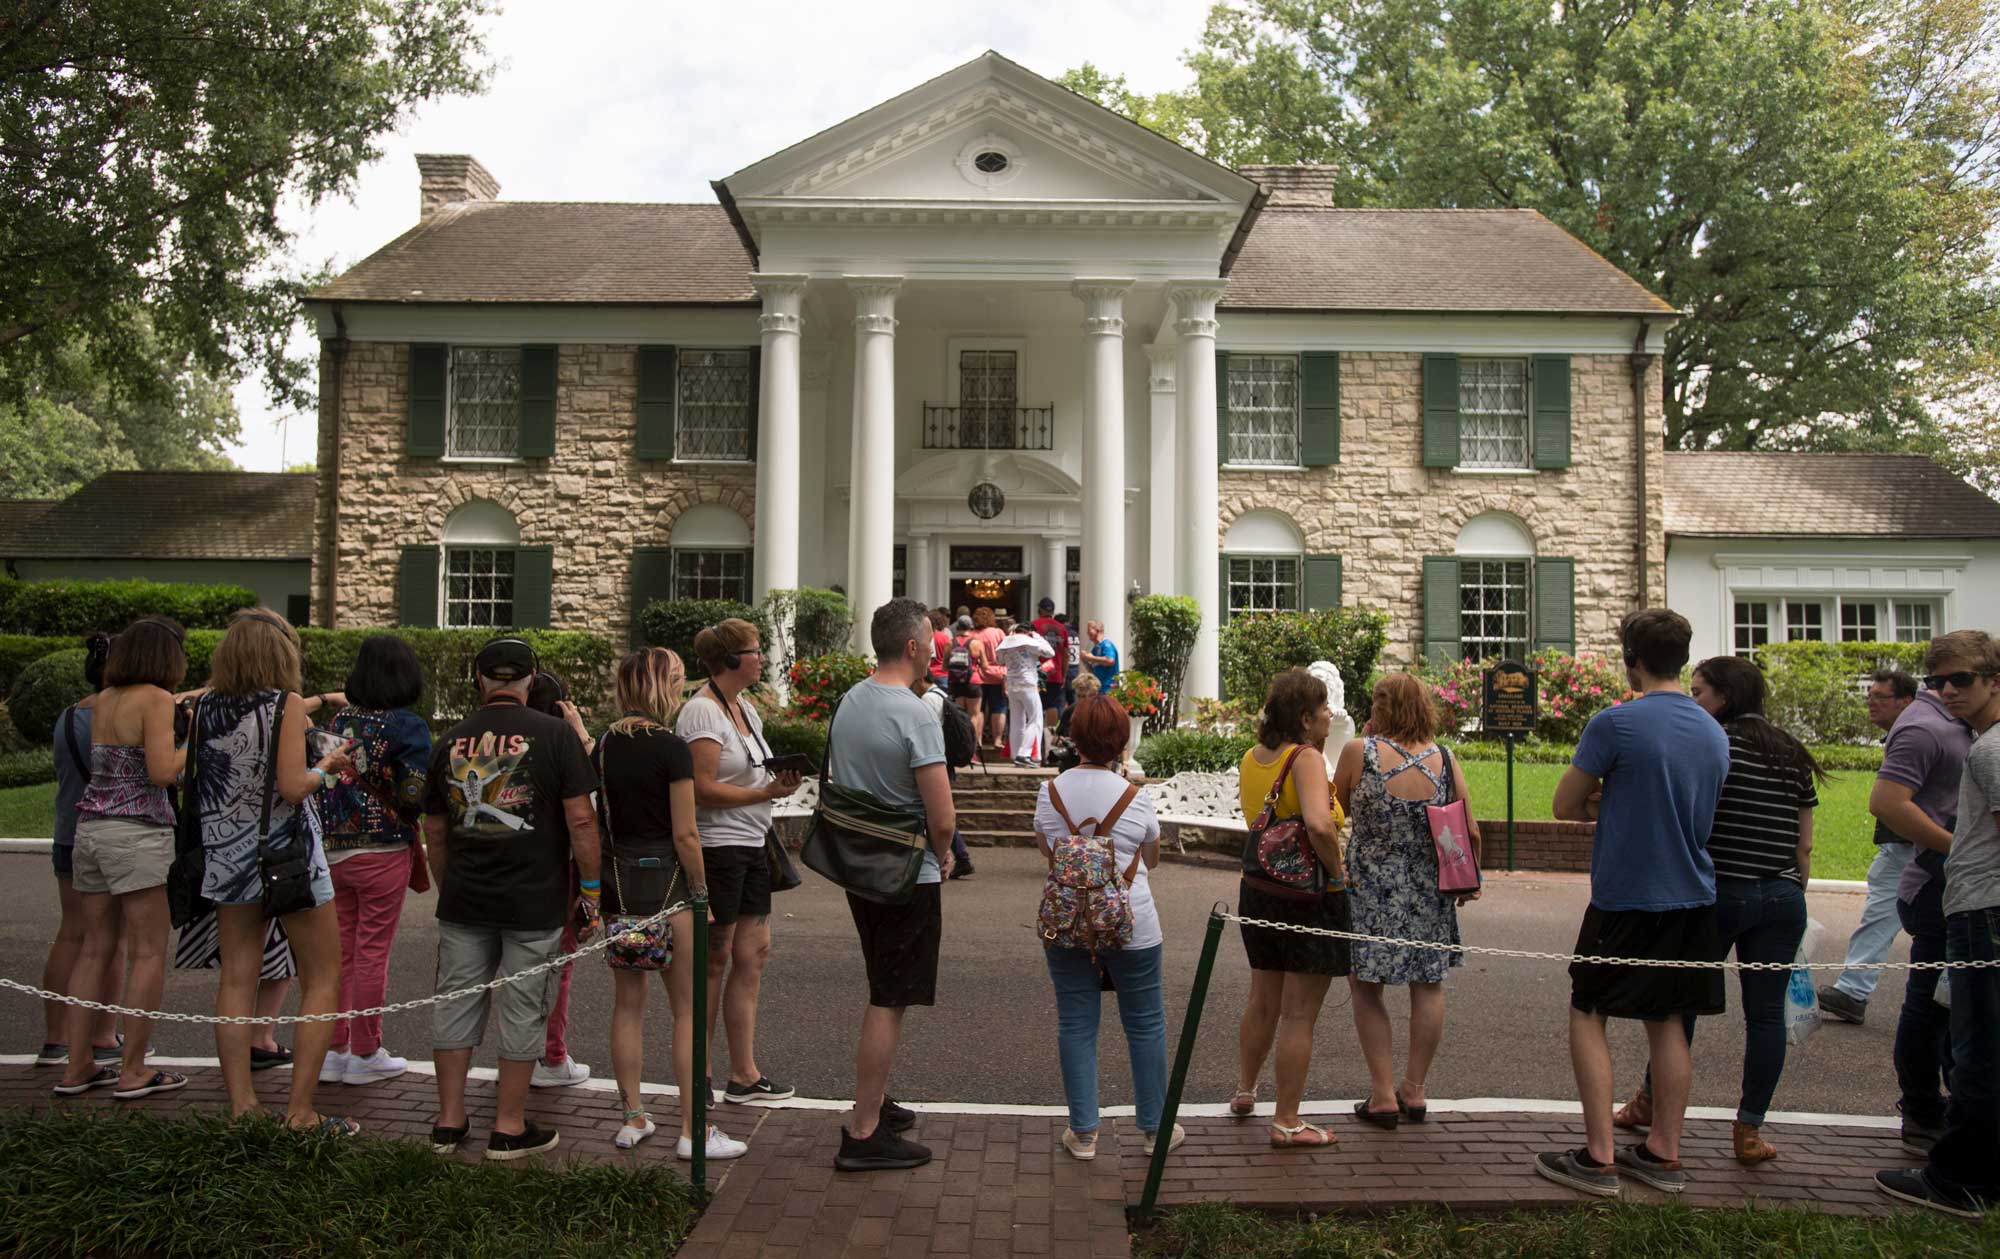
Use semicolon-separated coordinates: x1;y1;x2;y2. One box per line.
230;0;1213;470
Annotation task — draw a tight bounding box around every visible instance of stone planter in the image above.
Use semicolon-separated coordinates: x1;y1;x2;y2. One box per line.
1127;713;1148;776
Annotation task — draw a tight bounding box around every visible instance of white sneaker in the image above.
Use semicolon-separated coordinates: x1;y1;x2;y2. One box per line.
615;1114;656;1150
531;1057;590;1088
319;1049;351;1084
676;1125;749;1161
344;1048;408;1086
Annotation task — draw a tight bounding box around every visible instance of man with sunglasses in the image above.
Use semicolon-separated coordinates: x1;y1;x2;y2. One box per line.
1877;631;2000;1220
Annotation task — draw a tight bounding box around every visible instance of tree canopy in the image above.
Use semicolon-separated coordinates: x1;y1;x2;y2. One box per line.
1064;0;2000;480
0;0;492;421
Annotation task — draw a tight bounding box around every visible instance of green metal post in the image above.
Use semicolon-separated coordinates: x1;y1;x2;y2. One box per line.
1131;903;1228;1226
690;894;710;1196
1505;732;1517;872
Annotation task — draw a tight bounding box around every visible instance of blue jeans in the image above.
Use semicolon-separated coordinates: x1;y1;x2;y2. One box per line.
1928;907;2000;1203
1894;883;1955;1128
1833;842;1914;1002
1044;944;1167;1136
1643;876;1805;1125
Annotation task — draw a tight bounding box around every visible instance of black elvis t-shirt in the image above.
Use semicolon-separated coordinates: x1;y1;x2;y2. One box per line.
423;697;597;931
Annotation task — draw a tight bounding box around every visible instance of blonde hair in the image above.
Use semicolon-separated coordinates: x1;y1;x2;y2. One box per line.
209;607;303;697
691;617;760;675
611;647;687;734
1071;673;1102;698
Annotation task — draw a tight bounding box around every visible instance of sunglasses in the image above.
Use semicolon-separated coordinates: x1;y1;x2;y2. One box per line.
1923;671;1985;692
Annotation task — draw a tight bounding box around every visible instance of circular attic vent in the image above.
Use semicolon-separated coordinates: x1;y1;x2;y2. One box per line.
972;150;1010;175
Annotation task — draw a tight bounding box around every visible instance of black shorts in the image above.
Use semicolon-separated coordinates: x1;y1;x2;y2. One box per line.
982;683;1007;711
848;884;942;1008
1569;903;1727;1021
704;843;772;927
949;679;980;700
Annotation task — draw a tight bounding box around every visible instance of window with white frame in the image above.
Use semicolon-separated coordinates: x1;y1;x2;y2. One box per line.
446;346;522;459
1840;601;1880;642
1895;601;1937;643
1227;556;1299;615
1734;601;1772;657
1461;559;1530;660
1226;355;1301;466
441;499;521;627
673;550;748;602
675;348;754;461
1458;358;1531;470
1784;601;1825;641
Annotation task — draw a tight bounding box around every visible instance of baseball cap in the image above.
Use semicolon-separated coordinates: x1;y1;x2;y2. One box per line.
475;637;537;682
1038;597;1055;613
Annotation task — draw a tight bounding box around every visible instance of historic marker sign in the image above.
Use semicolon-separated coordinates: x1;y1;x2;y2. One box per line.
1481;660;1538;736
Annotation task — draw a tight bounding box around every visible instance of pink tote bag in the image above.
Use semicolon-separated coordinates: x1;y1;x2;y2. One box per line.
1425;747;1481;896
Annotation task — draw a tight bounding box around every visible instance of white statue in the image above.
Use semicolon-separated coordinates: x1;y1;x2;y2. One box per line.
1307;660;1357;763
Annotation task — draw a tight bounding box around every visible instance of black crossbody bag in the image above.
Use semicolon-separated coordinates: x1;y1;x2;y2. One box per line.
799;693;930;905
166;699;212;928
259;696;319;919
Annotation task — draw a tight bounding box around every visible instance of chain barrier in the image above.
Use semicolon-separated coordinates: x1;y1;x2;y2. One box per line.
0;901;693;1027
1222;911;2000;972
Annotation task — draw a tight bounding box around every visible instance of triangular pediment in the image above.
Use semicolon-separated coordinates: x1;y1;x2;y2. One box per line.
723;52;1254;208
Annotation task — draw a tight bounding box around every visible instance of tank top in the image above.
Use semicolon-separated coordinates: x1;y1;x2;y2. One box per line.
77;744;175;826
1239;743;1343;826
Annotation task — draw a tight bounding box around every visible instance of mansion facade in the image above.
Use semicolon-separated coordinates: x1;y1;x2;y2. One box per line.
307;52;1675;695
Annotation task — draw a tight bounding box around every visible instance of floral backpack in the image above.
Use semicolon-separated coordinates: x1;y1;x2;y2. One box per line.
1037;780;1144;952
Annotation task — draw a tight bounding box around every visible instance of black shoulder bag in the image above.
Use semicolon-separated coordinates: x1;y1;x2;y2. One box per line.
708;682;802;894
167;698;212;929
259;695;319;919
798;693;930;905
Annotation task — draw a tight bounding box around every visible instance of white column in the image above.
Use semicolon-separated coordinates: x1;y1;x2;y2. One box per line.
1042;536;1068;616
1147;346;1178;599
846;276;902;652
752;274;807;599
1172;282;1226;701
907;534;931;607
1074;279;1133;652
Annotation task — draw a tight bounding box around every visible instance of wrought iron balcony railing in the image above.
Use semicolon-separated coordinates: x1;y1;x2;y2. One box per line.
921;404;1055;451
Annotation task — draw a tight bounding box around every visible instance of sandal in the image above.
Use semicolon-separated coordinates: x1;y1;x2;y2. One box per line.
1270;1120;1334;1148
249;1045;293;1072
616;1109;656;1150
293;1114;360;1137
1228;1089;1258;1118
51;1066;119;1097
1395;1084;1428;1124
112;1070;187;1100
1353;1100;1400;1130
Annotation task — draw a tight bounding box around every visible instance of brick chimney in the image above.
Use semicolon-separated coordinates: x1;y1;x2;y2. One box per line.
416;154;501;221
1237;164;1337;206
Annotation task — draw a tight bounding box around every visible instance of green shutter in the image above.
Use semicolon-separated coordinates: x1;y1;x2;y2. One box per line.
636;346;677;459
1421;353;1460;469
630;546;674;647
1303;554;1342;610
1218;552;1232;624
1215;349;1231;467
1534;557;1577;654
1532;354;1572;469
397;545;440;628
512;546;554;629
745;345;762;462
407;344;446;457
1300;352;1340;466
519;344;557;457
1422;555;1461;666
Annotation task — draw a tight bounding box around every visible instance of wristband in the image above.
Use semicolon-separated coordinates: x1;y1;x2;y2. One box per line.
313;767;333;791
579;878;601;890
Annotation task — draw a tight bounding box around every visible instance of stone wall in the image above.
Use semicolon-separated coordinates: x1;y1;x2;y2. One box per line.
317;342;756;638
1219;351;1665;664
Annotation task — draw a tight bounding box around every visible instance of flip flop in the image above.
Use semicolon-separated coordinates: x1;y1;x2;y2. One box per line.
1395;1086;1428;1124
250;1045;294;1072
1353;1100;1400;1131
51;1066;119;1097
299;1115;360;1137
113;1070;188;1100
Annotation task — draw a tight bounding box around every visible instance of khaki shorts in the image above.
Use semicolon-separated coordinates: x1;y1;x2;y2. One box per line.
72;814;175;896
430;921;565;1061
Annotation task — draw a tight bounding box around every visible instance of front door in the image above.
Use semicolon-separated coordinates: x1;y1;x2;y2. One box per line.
948;543;1028;623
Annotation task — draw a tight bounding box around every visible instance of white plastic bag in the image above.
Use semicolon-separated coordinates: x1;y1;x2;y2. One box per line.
1784;917;1825;1048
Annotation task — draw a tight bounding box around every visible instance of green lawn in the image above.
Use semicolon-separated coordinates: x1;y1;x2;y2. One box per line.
0;781;54;838
1459;762;1877;881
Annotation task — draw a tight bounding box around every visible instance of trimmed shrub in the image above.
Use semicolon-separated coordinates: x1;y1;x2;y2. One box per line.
637;599;773;681
768;588;854;662
1128;595;1200;730
9;650;91;745
763;715;828;766
0;577;256;636
1219;606;1389;721
1138;729;1254;777
1756;640;1924;745
787;652;871;722
0;746;56;788
0;635;77;691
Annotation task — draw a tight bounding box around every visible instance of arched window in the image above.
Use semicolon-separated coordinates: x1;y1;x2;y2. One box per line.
1219;511;1340;621
1422;513;1572;663
667;503;752;603
442;500;521;628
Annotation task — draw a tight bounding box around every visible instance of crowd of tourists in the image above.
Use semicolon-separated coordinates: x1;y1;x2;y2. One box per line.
25;598;1997;1217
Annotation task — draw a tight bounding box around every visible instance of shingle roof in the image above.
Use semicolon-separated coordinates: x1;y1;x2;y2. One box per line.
0;500;55;537
0;472;315;560
310;202;757;305
1664;453;2000;539
1221;208;1676;315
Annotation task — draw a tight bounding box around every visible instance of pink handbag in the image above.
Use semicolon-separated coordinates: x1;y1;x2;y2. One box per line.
1424;747;1481;896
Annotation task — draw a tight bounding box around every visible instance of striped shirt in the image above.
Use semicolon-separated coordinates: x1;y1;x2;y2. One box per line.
1709;726;1817;883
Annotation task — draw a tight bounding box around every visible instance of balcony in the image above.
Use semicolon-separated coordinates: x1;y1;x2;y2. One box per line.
921;404;1055;451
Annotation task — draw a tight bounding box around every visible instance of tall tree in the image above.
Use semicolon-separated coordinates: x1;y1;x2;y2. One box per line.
0;0;492;415
1064;0;2000;474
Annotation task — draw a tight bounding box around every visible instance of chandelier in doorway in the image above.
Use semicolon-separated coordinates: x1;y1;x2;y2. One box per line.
965;578;1013;601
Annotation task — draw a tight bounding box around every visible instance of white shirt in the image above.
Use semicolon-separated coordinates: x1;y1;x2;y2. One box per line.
675;690;773;849
997;631;1053;691
1033;766;1163;949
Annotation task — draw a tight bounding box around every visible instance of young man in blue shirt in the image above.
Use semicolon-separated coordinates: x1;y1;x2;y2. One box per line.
1538;608;1730;1198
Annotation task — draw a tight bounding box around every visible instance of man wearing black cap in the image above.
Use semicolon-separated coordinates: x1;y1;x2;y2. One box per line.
1032;597;1070;752
421;637;601;1160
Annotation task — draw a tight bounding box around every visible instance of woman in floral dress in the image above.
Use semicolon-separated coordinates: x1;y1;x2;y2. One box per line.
1332;673;1480;1130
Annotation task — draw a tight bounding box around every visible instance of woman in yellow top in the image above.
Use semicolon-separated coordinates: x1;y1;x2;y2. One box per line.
1231;668;1351;1148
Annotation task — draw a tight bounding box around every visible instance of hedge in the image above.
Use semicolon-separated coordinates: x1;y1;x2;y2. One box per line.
0;746;55;788
1755;640;1925;745
1136;730;1884;779
637;599;773;681
0;635;78;691
1218;606;1388;720
1138;729;1255;777
763;715;828;766
0;577;256;636
1129;595;1201;730
9;650;91;746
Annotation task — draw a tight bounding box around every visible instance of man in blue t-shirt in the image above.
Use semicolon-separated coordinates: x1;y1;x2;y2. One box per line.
1082;619;1120;689
1536;608;1729;1200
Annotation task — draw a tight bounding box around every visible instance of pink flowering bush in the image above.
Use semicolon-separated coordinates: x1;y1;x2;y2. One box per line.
1418;648;1636;742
